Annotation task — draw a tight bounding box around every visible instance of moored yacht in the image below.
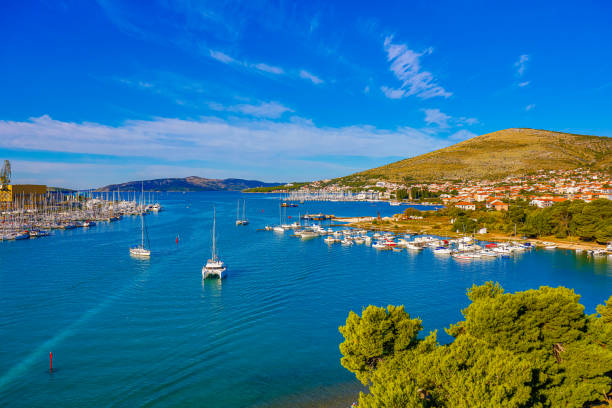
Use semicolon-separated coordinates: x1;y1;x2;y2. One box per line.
130;183;151;257
203;208;227;279
235;200;249;226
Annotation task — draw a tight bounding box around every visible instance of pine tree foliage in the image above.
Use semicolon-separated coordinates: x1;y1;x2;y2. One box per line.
339;305;422;385
339;284;612;407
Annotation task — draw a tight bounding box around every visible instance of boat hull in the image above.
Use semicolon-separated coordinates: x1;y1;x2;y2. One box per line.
202;267;227;279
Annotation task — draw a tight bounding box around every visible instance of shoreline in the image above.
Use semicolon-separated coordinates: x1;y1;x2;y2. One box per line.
341;216;609;252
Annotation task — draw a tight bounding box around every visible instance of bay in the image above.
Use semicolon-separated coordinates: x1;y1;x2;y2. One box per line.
0;192;610;407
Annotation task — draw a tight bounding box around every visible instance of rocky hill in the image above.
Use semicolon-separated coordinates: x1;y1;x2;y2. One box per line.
345;128;612;183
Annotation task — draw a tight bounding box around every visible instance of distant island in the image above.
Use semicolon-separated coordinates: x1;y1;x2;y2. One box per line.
95;176;284;192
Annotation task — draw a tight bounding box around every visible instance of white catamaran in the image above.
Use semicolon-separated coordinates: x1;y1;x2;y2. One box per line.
202;208;227;279
130;182;151;257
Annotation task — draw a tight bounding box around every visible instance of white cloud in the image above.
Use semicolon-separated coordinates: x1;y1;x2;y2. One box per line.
515;54;529;76
208;49;322;84
448;129;478;141
422;109;478;128
209;101;293;118
382;36;451;100
299;70;324;84
209;50;236;64
380;86;405;99
518;81;530;87
525;104;536;111
0;115;449;164
423;108;451;128
253;63;284;75
1;115;486;188
210;50;284;76
457;117;479;126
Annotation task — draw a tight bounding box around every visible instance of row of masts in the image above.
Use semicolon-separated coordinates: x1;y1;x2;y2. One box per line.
286;190;381;202
0;190;162;240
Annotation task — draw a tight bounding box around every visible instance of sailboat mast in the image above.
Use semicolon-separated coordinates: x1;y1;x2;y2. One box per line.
141;181;144;247
212;207;216;261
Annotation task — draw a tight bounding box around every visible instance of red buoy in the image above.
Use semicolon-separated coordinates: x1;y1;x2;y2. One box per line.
49;352;53;372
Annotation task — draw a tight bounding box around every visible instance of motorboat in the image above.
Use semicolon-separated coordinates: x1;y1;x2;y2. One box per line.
299;230;318;240
14;231;30;240
323;236;337;244
479;249;498;258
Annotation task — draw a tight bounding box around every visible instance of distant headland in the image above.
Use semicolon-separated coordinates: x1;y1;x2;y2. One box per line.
95;176;284;192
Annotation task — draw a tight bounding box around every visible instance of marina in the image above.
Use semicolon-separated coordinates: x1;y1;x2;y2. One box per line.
0;191;162;242
0;192;610;408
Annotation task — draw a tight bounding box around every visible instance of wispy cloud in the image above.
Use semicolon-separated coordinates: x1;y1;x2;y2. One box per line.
208;49;285;76
299;70;324;84
515;54;529;76
380;86;405;99
518;81;530;87
422;109;478;128
448;129;478;141
423;108;451;128
381;36;451;100
209;50;236;64
208;101;292;118
457;117;479;126
525;104;536;111
208;49;323;85
253;63;284;75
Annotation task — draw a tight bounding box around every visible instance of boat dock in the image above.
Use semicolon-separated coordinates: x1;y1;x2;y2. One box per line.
0;191;163;242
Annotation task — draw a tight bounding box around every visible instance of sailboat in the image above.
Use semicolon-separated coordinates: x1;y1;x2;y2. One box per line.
202;207;227;279
273;199;284;232
130;182;151;257
235;200;243;225
241;200;249;225
236;200;249;226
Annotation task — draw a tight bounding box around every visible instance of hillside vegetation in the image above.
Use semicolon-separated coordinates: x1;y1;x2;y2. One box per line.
346;128;612;183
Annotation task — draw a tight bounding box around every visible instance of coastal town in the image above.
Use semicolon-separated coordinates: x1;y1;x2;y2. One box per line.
280;168;612;209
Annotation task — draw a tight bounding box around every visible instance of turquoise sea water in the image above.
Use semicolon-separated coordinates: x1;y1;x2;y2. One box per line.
1;192;611;407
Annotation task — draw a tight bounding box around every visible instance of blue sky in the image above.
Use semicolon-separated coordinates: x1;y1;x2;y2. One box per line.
0;0;610;188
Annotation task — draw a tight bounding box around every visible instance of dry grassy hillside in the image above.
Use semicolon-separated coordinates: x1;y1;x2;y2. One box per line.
348;128;612;182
